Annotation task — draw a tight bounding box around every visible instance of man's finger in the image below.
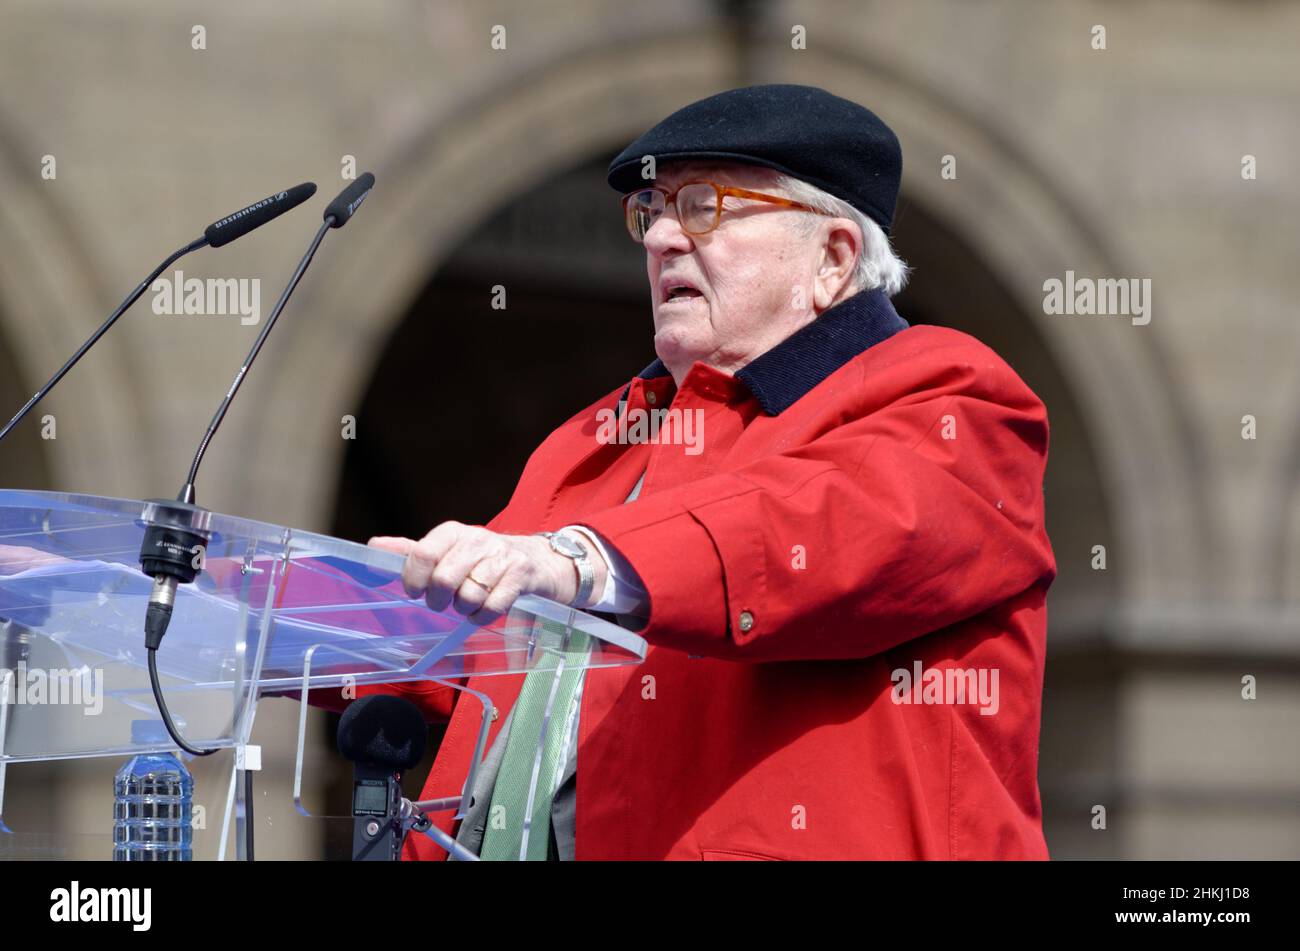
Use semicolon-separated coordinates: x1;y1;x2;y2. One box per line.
471;577;523;624
368;535;415;555
368;536;425;597
399;523;471;600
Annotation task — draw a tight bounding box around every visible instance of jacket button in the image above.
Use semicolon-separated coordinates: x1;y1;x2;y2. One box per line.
738;610;754;633
646;390;657;405
490;706;499;722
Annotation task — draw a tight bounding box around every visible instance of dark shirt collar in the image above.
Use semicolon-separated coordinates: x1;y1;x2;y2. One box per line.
624;287;909;415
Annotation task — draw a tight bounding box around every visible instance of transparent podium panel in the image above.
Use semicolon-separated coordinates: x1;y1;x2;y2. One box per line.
0;490;647;765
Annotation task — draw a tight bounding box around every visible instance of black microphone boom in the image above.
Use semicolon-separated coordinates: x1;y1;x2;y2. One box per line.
0;181;317;445
178;174;376;502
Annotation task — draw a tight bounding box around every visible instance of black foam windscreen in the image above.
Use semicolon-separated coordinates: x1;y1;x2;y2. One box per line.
337;694;427;770
203;182;317;248
323;172;375;228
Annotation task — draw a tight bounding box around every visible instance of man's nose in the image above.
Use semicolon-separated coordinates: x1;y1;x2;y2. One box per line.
643;207;693;257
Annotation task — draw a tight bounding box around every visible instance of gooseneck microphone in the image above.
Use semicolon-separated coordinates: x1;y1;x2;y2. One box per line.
0;183;317;445
178;172;376;505
140;175;377;759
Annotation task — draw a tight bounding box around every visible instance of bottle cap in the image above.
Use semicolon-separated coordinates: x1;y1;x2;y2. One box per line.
130;719;179;746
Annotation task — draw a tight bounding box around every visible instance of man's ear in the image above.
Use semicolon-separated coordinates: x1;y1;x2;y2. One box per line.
813;219;862;311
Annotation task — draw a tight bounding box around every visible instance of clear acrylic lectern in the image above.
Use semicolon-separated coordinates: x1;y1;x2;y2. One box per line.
0;489;647;859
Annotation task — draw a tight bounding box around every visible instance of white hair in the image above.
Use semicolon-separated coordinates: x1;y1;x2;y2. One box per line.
773;173;911;297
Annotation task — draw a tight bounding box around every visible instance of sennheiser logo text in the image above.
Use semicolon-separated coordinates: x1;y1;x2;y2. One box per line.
210;194;277;231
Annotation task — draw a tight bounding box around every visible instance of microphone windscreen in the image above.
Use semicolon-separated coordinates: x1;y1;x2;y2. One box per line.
203;182;317;248
337;694;427;770
324;172;375;228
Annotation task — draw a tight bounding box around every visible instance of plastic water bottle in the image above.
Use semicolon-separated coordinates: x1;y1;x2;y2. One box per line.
113;719;193;861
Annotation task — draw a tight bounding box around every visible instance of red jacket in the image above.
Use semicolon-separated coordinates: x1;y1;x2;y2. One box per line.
370;289;1055;860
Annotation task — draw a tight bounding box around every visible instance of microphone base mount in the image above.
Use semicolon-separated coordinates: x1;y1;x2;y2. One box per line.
138;498;212;586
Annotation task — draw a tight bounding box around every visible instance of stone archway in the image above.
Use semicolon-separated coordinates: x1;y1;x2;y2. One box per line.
0;318;50;490
0;107;148;495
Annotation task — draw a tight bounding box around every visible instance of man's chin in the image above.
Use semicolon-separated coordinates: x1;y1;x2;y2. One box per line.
652;327;709;367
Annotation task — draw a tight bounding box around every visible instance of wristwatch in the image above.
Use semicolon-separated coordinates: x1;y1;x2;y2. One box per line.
539;529;595;607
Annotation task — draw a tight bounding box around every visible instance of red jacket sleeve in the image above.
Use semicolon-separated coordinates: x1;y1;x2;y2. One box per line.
575;352;1056;663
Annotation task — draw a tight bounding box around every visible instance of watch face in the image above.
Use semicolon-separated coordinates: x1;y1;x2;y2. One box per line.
551;534;585;558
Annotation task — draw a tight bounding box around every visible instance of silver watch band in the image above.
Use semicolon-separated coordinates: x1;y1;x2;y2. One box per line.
543;530;595;607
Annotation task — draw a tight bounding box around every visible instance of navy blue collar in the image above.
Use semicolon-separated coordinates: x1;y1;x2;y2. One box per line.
625;287;909;415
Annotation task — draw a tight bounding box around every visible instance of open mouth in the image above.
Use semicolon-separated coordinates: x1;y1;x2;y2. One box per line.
663;286;704;303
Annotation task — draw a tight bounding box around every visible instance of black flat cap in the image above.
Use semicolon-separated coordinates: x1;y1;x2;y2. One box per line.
607;84;902;234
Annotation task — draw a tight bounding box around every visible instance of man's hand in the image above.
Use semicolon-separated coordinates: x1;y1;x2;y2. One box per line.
368;522;607;624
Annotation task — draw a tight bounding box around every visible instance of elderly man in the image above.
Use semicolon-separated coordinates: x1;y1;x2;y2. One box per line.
364;84;1056;860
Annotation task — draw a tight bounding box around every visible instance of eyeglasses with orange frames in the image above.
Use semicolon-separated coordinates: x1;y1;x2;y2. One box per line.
622;179;827;242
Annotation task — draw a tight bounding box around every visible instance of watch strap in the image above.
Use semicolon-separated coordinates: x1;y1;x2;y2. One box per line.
544;530;595;607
